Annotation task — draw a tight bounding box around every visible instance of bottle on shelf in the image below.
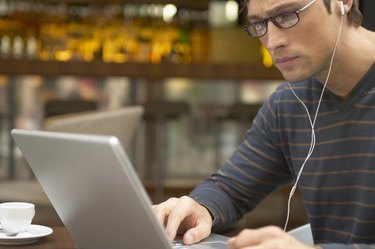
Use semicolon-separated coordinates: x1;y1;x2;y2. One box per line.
0;1;250;65
0;34;10;58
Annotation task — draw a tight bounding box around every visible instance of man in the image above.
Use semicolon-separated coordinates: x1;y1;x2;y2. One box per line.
153;0;375;248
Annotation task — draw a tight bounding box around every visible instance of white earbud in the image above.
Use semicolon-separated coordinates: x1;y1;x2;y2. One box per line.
285;1;345;231
339;1;345;16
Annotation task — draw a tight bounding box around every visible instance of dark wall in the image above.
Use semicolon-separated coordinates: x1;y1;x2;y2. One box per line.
360;0;375;31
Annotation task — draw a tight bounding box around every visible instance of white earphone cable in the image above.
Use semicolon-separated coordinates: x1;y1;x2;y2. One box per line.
283;13;344;231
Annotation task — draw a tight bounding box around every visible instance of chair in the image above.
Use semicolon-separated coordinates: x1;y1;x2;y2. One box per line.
288;223;314;245
44;106;144;150
214;103;262;166
44;99;97;118
142;101;190;201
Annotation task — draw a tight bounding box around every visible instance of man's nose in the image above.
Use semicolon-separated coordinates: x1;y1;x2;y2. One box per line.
262;21;287;52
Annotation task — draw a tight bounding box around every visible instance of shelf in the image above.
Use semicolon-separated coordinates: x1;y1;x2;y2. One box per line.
0;59;282;80
8;0;209;9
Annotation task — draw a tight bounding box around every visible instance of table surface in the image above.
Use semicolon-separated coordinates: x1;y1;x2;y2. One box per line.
0;227;75;249
0;226;240;249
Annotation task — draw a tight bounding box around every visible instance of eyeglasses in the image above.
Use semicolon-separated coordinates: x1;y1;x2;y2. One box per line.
243;0;319;38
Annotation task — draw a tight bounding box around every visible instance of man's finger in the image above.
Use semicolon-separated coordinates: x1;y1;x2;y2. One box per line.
152;197;179;228
165;196;196;241
183;222;212;245
228;226;284;248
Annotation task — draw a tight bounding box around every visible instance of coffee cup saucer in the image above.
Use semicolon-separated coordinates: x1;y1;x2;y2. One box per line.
0;224;53;245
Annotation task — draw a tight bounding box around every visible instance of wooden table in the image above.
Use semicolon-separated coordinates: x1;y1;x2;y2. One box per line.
0;227;75;249
0;226;242;249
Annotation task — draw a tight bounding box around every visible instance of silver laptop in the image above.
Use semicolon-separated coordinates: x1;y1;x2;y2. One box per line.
11;129;228;249
44;106;144;149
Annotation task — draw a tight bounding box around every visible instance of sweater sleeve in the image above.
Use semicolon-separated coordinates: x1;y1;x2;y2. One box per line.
189;99;293;232
319;244;375;249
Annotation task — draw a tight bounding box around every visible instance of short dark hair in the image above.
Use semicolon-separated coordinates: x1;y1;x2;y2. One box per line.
323;0;363;27
239;0;363;27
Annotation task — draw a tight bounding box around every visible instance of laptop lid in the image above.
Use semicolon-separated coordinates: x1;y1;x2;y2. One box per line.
11;129;228;249
43;106;144;149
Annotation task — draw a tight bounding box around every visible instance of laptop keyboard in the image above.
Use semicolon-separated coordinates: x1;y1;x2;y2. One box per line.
172;241;188;248
172;240;228;249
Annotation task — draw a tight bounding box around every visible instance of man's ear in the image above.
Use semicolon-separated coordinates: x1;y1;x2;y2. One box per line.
340;0;354;15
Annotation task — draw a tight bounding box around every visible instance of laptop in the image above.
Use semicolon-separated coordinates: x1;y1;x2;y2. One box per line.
43;106;144;149
11;129;228;249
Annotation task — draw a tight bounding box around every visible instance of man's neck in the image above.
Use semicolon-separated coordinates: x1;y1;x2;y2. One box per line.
320;26;375;98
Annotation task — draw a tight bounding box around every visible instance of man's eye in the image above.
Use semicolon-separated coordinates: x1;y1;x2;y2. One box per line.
275;12;295;22
254;22;264;30
275;15;284;23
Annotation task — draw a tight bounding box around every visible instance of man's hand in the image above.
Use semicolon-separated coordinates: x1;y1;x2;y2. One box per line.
152;196;213;245
228;226;316;249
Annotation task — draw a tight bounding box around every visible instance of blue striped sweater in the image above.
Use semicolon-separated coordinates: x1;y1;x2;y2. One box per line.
190;63;375;249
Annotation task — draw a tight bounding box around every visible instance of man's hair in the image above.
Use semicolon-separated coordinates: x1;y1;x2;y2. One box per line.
239;0;363;27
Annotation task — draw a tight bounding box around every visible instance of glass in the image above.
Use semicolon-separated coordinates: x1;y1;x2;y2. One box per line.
243;0;319;38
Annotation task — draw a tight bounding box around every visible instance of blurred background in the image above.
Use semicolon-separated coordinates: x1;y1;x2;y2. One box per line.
0;0;373;233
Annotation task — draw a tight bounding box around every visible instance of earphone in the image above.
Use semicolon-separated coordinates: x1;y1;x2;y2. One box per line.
283;6;345;231
339;1;345;16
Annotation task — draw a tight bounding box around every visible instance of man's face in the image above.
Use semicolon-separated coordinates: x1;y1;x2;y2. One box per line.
246;0;339;83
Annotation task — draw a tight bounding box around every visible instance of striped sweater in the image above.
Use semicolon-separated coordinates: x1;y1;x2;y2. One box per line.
190;63;375;249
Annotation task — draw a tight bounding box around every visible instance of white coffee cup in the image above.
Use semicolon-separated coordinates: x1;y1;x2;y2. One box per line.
0;202;35;235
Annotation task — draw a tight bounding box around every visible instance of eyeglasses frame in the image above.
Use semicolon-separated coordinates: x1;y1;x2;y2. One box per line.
243;0;319;38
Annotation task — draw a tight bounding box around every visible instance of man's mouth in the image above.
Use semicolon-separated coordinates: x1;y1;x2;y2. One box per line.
275;56;299;69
